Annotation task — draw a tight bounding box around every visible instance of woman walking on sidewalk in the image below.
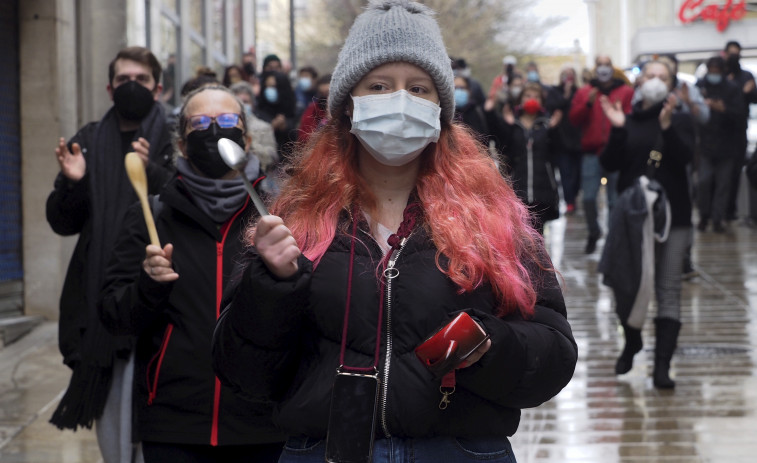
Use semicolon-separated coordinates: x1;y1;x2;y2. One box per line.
212;1;577;462
599;59;695;389
100;86;283;462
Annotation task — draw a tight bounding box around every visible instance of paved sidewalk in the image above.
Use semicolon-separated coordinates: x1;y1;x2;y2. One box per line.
510;216;757;462
0;321;100;462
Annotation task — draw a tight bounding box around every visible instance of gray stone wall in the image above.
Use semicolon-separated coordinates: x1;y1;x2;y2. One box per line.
20;0;127;321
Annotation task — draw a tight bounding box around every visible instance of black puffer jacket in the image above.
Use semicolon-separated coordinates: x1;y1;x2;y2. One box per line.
213;214;577;439
100;177;283;446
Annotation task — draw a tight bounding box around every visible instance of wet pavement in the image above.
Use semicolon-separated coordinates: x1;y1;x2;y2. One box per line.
1;206;756;462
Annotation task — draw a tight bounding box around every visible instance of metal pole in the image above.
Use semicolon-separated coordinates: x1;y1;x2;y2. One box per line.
290;0;296;77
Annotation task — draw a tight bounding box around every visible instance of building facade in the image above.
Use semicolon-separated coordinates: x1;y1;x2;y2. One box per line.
1;0;261;322
586;0;757;68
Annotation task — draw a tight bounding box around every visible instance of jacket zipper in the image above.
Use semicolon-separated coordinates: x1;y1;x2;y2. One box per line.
379;235;410;438
210;202;248;446
210;241;224;446
545;160;558;192
527;136;534;203
146;323;174;405
515;120;546;204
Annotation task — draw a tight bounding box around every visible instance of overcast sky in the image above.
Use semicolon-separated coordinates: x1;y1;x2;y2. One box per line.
530;0;590;53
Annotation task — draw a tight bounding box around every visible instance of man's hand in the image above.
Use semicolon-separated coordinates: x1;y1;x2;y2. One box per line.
55;137;86;182
678;82;691;104
131;137;151;165
271;114;287;131
549;109;563;128
705;98;725;113
484;97;496;112
502;104;515;125
563;80;573;98
588;87;599;105
599;95;626;128
659;94;676;131
744;79;755;94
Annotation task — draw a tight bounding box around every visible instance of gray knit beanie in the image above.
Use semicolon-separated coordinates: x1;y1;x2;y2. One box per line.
328;0;455;122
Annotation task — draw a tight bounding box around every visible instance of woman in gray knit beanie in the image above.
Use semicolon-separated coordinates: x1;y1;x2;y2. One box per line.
212;1;577;462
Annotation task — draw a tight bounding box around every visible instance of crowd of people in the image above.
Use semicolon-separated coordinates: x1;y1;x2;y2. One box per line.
43;0;756;462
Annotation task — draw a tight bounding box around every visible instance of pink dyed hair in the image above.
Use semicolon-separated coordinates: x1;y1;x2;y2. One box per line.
251;118;547;317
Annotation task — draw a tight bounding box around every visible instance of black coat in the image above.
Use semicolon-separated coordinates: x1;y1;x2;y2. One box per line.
601;101;695;227
256;70;298;161
727;66;757;130
46;112;175;367
454;103;490;144
99;177;283;446
212;214;577;440
551;84;582;154
486;110;560;225
696;78;745;159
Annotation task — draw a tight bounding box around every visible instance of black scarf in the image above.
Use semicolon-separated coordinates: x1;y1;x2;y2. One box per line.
50;102;169;430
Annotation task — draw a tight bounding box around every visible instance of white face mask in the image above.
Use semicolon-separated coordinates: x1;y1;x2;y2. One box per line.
640;77;669;105
349;90;441;167
596;65;613;83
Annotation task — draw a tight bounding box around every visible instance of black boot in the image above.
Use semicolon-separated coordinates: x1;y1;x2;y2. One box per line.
584;200;601;254
653;317;682;389
615;324;643;374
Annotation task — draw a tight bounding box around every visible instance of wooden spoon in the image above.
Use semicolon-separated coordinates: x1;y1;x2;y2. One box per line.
124;152;160;246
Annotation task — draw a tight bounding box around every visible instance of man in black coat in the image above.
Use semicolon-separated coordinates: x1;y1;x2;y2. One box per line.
552;66;583;214
45;46;174;462
695;55;745;232
723;41;757;221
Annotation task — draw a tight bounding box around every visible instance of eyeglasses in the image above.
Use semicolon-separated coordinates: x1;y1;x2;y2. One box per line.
188;113;241;131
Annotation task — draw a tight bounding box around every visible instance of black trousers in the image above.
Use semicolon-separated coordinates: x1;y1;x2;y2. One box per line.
142;441;283;463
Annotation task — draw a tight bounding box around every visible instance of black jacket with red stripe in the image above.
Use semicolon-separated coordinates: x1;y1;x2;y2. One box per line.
99;176;283;446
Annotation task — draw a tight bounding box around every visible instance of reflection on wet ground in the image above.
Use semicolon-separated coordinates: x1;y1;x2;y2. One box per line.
0;208;755;462
513;212;757;463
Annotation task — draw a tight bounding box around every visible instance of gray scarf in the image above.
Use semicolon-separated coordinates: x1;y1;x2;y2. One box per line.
176;155;260;223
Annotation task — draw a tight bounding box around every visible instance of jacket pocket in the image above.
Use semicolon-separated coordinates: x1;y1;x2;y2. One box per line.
146;323;174;405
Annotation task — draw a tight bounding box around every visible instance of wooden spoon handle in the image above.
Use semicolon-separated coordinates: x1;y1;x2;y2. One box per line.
124;152;161;247
139;194;161;247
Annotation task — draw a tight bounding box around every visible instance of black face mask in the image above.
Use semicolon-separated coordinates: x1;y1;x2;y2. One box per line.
185;124;246;179
113;81;156;121
727;54;741;73
243;62;256;77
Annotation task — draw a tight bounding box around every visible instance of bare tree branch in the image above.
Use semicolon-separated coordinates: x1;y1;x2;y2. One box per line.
290;0;564;87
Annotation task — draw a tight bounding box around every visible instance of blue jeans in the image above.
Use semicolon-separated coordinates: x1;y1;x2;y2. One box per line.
279;435;516;463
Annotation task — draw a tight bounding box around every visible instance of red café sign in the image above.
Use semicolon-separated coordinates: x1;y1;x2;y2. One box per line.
678;0;747;32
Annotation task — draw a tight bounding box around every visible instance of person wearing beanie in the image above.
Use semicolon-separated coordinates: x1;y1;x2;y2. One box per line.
212;2;577;462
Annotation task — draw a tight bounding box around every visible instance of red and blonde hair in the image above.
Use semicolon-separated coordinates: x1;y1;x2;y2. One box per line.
256;117;547;318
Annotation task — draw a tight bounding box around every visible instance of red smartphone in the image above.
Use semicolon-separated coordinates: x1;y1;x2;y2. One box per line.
414;312;490;379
